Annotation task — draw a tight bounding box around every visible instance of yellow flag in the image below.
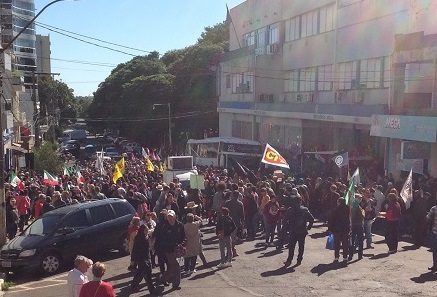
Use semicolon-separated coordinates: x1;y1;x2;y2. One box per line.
162;162;167;172
159;162;164;172
112;157;125;183
116;157;125;174
146;157;154;172
112;166;122;184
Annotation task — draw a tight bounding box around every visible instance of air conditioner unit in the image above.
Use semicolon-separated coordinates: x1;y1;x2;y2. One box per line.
352;90;364;103
168;156;193;170
255;47;266;55
243;83;250;92
267;43;280;54
295;93;314;103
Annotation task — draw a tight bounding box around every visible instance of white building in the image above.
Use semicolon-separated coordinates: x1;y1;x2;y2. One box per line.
218;0;437;178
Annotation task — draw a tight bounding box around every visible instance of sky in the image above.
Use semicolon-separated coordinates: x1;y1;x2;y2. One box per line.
35;0;244;97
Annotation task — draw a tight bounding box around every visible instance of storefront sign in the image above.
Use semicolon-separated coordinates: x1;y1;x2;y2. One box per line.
370;115;437;142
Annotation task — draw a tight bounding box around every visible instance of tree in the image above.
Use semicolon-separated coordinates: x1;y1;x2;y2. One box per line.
33;142;62;175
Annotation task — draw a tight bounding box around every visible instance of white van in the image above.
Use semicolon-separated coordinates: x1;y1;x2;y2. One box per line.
59;129;87;142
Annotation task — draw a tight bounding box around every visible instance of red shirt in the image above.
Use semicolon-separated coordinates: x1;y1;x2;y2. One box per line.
386;201;401;221
34;201;44;219
79;280;115;297
15;195;30;215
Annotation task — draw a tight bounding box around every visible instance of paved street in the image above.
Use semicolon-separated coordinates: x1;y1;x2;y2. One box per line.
3;221;437;296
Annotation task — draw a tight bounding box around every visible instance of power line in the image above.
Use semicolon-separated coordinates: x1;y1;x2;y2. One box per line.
35;21;154;55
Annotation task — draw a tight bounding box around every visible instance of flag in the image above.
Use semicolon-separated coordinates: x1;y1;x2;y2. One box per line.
9;171;25;191
43;170;59;186
146;157;155;172
63;166;71;176
344;180;355;206
76;170;85;184
159;162;164;172
400;168;413;209
95;150;106;175
229;157;247;177
261;143;290;169
315;153;326;164
141;147;149;159
349;167;360;186
112;157;125;183
347;170;351;181
332;152;349;168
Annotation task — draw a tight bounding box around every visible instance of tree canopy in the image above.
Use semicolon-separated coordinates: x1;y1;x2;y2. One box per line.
87;21;229;149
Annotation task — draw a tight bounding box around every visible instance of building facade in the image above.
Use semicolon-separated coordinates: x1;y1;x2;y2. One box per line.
219;0;437;177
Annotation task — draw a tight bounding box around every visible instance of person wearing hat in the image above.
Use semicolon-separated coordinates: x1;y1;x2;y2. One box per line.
155;209;185;289
183;212;202;274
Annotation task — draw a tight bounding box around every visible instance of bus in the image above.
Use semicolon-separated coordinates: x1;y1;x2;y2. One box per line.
187;137;263;169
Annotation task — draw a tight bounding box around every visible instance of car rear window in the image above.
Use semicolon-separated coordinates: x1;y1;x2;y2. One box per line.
89;205;113;225
112;202;133;217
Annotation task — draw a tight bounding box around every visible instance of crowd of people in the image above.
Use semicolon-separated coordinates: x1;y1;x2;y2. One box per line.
5;153;437;295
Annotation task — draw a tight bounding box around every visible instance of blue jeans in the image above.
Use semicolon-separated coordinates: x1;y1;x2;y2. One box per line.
349;225;364;259
364;220;373;248
219;236;232;264
431;233;437;266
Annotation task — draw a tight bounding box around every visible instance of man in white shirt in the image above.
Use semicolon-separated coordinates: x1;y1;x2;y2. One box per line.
67;255;93;297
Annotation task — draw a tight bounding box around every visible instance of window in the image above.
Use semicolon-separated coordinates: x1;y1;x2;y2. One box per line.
284;70;299;92
243;31;255;47
269;23;279;44
383;56;390;88
318;65;333;91
320;4;335;33
360;57;382;88
63;210;89;228
301;10;318;38
338;61;358;90
89;205;112;225
257;27;267;47
285;17;300;41
300;67;316;91
112;202;133;218
232;72;253;93
226;74;231;88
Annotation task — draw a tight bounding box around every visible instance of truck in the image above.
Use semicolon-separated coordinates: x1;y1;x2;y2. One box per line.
59;129;87;142
162;156;197;187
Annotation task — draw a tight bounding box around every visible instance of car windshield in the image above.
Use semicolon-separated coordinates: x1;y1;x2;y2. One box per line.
23;214;62;236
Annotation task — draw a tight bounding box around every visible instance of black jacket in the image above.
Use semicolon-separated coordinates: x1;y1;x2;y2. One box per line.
283;205;314;235
131;225;150;263
216;215;236;237
155;220;185;253
328;203;350;233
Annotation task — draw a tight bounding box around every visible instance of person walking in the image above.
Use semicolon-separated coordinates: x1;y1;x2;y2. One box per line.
328;197;350;262
263;195;280;246
6;198;19;240
283;196;314;266
348;194;365;261
156;209;185;290
361;188;377;249
216;207;236;268
224;190;245;257
183;213;202;274
380;192;402;254
79;262;115;297
130;225;157;294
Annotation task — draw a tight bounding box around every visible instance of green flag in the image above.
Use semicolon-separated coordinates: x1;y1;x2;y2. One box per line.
344;181;355;205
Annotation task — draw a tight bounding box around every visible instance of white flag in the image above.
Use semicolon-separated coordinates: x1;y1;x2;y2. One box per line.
95;149;106;175
349;167;360;186
400;169;413;209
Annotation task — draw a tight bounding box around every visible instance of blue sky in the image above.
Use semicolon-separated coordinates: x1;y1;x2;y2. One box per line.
35;0;244;96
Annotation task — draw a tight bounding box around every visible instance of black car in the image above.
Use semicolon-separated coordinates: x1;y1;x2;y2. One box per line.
0;199;136;275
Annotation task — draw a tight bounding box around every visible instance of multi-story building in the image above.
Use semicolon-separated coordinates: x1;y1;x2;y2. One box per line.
36;34;51;74
218;0;437;178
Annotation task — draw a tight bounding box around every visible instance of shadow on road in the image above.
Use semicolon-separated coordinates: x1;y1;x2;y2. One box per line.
310;262;346;276
260;265;295;277
309;230;329;239
258;249;283;258
411;271;437;283
369;252;390;260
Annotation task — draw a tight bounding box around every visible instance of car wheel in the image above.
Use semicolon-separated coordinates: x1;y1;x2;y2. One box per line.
40;252;62;275
119;236;129;255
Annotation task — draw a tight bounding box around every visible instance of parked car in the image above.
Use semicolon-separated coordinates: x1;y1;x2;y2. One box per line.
59;140;80;157
123;142;142;153
58;129;87;142
105;146;119;157
84;144;96;159
0;199;136;275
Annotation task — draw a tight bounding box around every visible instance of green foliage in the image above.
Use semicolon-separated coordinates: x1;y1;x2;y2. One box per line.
2;281;14;291
86;21;228;147
32;142;62;175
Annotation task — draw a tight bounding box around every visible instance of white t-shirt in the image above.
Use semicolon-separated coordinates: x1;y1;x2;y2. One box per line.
67;268;88;297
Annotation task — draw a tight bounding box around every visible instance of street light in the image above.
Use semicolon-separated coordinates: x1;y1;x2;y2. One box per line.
0;0;76;245
153;103;172;148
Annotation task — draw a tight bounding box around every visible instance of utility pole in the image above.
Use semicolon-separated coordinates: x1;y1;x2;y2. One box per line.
0;0;75;245
32;72;40;147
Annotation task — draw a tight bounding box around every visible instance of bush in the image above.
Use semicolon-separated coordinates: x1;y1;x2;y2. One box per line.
32;142;63;175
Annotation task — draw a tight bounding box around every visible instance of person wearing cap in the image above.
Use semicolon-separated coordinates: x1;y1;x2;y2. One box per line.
155;209;185;289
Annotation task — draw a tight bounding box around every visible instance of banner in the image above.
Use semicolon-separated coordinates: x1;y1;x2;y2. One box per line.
400;169;413;210
261;144;290;169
